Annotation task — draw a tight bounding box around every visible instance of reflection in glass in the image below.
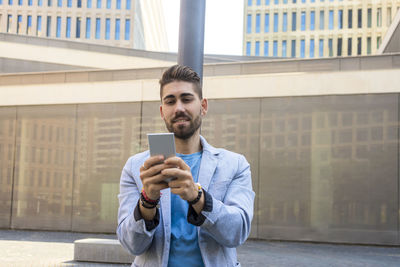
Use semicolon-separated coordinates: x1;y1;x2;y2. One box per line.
12;106;75;230
72;103;141;232
259;95;398;244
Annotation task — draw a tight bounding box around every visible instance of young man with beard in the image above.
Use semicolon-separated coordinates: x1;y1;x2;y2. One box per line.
117;65;255;267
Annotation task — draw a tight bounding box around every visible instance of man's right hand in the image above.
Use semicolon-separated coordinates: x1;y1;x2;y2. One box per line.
140;155;170;200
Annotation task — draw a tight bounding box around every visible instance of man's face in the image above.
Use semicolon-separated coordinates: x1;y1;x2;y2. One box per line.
160;81;208;140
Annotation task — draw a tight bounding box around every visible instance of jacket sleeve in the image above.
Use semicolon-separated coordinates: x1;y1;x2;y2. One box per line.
116;156;157;255
199;154;255;248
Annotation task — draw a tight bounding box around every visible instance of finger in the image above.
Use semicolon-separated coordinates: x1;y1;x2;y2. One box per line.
161;168;191;180
143;155;164;170
140;163;168;180
164;157;190;171
149;181;169;192
143;172;170;185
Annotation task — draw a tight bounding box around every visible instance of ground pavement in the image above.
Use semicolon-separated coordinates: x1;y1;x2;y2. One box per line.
0;230;399;267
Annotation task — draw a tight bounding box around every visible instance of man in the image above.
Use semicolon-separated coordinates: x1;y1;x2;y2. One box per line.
117;65;254;267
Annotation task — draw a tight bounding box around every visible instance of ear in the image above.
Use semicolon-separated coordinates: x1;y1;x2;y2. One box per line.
200;98;208;116
160;104;165;120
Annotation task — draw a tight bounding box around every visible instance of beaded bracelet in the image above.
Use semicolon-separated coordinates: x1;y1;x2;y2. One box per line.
188;183;202;205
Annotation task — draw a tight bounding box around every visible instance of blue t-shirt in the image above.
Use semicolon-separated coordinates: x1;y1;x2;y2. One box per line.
168;151;204;267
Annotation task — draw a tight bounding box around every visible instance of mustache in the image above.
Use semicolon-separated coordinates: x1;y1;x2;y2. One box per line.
172;112;191;122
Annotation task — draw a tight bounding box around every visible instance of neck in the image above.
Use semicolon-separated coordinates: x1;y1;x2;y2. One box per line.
175;131;202;154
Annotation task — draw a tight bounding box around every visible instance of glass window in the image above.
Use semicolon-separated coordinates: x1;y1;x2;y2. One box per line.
282;40;287;57
27;15;32;34
367;37;371;54
248;0;252;6
264;41;269;56
8;0;12;4
301;11;305;31
247;14;251;33
283;0;287;3
97;0;101;8
46;16;51;36
329;10;333;29
310;11;315;30
115;18;120;40
291;39;296;57
338;10;343;29
367;8;371;28
18;0;22;5
95;18;100;39
67;0;71;7
126;0;131;10
116;0;121;9
274;0;278;4
265;13;269;33
56;16;61;37
357;37;361;55
66;17;71;38
310;39;315;58
265;0;270;5
257;0;261;5
106;0;110;8
77;0;81;7
246;41;251;55
301;0;305;2
76;17;81;38
17;15;22;34
87;0;91;8
85;17;91;39
387;7;392;26
377;8;382;27
357;9;362;28
348;9;352;28
292;0;296;3
57;0;61;7
47;0;51;6
328;38;333;56
337;38;342;56
273;40;278;56
38;0;42;6
256;14;260;33
273;13;278;32
36;15;42;36
125;18;130;40
377;36;381;49
7;15;11;33
28;0;33;5
319;10;324;29
255;41;260;56
319;39;323;57
300;39;305;58
283;12;287;32
347;38;352;56
292;12;296;31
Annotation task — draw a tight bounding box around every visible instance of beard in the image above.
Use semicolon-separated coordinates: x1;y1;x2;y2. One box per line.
165;111;202;140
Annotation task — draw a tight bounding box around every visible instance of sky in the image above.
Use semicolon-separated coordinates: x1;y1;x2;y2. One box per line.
161;0;244;56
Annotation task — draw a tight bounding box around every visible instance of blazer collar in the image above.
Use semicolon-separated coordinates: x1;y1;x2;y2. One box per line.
198;136;219;191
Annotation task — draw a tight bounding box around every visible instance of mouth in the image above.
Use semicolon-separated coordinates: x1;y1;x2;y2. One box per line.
172;117;190;123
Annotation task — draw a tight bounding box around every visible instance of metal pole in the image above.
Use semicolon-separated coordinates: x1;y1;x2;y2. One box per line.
178;0;206;81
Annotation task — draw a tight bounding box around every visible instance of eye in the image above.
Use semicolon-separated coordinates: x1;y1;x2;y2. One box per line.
164;99;175;105
182;97;192;103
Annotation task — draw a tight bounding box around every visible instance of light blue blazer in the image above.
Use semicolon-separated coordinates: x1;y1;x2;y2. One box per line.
117;136;255;267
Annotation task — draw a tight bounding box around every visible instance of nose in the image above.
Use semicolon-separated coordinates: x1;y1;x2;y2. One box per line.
174;100;185;113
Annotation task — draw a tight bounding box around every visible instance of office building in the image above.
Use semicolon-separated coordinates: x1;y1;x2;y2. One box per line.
244;0;400;58
0;0;168;50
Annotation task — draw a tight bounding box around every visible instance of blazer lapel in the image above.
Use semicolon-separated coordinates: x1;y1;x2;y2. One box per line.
160;187;171;234
198;150;218;191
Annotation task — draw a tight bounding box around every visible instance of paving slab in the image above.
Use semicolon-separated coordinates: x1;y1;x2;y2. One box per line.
1;230;399;267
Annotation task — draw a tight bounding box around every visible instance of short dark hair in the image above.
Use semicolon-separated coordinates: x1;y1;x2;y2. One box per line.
159;64;202;99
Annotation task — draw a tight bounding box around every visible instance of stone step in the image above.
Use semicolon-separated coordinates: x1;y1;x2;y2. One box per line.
74;238;135;264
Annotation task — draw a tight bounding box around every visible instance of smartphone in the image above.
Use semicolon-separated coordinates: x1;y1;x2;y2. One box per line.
147;133;176;183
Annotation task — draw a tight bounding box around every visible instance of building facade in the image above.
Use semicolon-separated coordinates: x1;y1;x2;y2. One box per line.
244;0;400;58
0;0;168;50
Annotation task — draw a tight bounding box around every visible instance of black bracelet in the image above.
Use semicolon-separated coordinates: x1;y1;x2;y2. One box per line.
140;193;158;208
188;188;203;206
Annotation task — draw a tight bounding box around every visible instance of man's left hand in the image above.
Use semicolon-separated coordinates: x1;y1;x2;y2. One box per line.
161;157;198;202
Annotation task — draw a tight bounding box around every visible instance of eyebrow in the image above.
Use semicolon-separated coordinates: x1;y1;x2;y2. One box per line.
162;92;195;101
